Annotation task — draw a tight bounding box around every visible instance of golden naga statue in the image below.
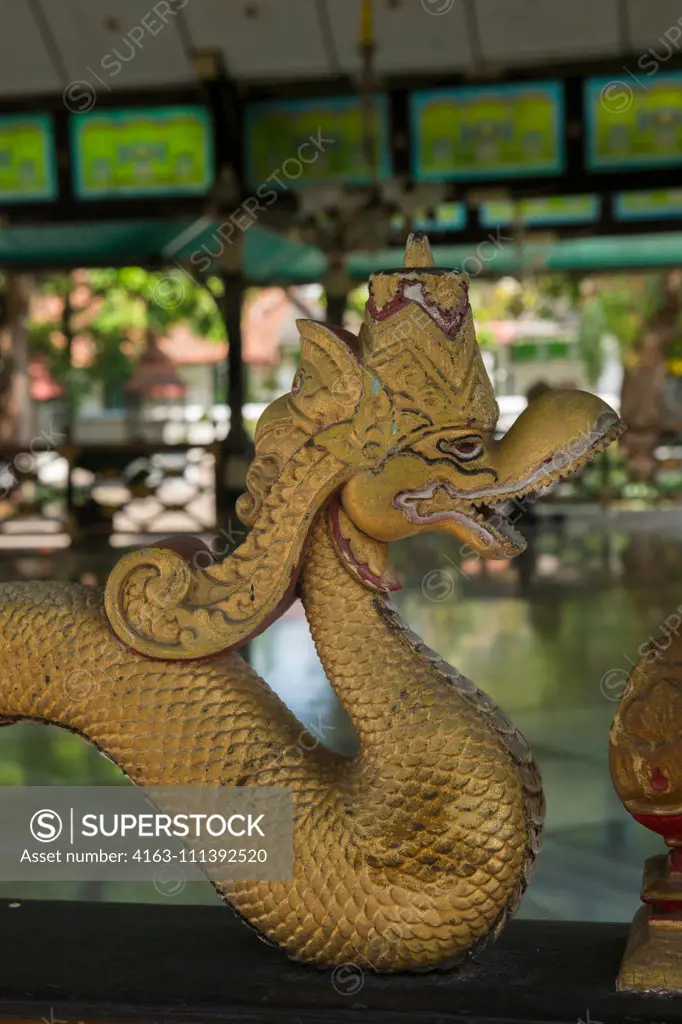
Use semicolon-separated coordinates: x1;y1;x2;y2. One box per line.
611;633;682;992
0;235;622;971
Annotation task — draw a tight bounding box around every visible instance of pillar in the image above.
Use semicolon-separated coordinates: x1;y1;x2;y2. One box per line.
323;262;352;329
326;291;348;328
216;270;253;527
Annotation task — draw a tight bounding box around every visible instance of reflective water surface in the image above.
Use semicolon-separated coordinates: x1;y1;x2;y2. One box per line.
1;506;680;920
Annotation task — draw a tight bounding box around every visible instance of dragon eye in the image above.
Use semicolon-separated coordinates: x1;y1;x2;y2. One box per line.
291;369;305;395
438;437;484;461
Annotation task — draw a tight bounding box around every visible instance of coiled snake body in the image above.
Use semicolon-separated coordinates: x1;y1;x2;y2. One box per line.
0;512;539;969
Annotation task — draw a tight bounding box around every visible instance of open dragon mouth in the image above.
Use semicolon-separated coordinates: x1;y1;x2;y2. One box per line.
468;497;532;551
393;485;538;555
394;414;623;557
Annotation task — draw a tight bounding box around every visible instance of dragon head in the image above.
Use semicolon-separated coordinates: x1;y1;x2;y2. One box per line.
239;232;622;564
105;233;623;659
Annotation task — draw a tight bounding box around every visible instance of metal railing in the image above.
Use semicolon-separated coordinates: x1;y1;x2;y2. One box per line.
0;441;219;547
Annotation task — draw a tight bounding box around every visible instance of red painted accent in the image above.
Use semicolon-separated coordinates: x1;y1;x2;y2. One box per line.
330;325;364;361
321;322;364;362
328;497;401;593
631;811;682;840
154;535;215;567
366;290;411;323
652;767;670;792
670;848;682;873
104;527;305;662
367;279;471;339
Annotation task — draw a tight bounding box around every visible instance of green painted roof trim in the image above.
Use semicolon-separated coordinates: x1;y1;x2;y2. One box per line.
2;218;682;280
348;233;682;276
0;219;191;266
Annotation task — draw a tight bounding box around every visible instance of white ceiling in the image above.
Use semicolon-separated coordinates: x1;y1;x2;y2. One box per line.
0;0;679;98
474;0;622;67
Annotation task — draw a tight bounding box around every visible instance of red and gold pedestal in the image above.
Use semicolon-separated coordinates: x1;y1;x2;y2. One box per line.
619;844;682;992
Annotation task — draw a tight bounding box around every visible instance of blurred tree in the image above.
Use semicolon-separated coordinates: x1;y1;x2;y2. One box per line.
27;267;225;415
0;274;34;445
575;272;682;479
577;275;655;385
0;273;14;443
471;269;682;470
577;286;608;386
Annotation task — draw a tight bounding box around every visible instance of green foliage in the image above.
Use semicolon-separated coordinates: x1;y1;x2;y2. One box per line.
576;273;682;383
347;284;368;317
594;279;646;355
470;274;579;351
27;267;225;410
29;308;136;409
577;296;607;386
472;271;681;386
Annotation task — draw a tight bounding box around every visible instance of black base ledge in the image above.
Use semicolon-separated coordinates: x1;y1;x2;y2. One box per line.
0;899;679;1024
